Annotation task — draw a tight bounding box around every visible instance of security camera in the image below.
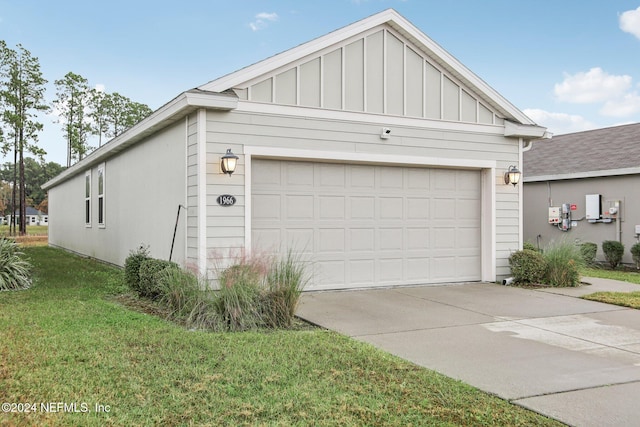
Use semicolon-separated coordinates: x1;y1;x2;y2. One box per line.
381;127;391;139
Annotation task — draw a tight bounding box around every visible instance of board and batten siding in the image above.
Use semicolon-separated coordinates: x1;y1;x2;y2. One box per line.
49;122;187;266
202;108;520;280
233;26;503;127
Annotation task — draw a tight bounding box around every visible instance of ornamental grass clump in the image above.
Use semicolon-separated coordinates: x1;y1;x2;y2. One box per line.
261;250;309;328
0;238;32;291
543;240;584;287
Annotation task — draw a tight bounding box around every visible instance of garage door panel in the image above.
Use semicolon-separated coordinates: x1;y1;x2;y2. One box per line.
407;258;430;280
350;229;375;251
252;159;481;290
253;194;281;219
378;258;403;282
286;163;314;186
379;167;404;189
379;228;403;250
319;196;345;219
351;166;375;188
286;195;314;219
350;197;375;219
319;164;346;186
318;228;345;252
350;260;375;284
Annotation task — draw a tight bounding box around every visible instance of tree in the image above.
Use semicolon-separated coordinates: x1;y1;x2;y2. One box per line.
0;43;48;235
104;92;152;139
0;159;64;211
54;72;91;167
88;88;109;147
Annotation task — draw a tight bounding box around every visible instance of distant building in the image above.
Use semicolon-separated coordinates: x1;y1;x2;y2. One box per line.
6;206;48;227
524;123;640;263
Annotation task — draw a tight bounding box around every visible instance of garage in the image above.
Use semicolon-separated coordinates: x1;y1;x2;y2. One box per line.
251;159;481;290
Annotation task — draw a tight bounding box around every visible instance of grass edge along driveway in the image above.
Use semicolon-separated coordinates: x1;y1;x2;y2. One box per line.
0;247;563;426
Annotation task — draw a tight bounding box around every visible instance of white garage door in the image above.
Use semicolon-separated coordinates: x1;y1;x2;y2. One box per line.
251;159;481;290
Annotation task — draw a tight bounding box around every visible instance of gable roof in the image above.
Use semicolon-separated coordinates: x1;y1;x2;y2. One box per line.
199;8;536;126
524;122;640;182
44;9;544;191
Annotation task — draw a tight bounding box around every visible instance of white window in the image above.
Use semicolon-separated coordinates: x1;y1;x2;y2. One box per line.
97;164;105;227
85;170;91;227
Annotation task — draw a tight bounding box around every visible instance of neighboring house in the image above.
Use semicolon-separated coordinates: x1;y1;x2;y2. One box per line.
524;123;640;264
7;206;49;227
42;9;546;290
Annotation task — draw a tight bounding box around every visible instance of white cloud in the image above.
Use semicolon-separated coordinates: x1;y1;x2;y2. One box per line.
554;68;632;103
620;6;640;40
600;91;640;117
249;12;278;31
523;109;597;135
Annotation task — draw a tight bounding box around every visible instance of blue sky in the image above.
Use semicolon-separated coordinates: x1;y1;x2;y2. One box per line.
2;0;640;165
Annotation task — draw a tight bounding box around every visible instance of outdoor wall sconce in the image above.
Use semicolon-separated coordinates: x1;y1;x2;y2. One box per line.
504;165;521;187
221;149;239;176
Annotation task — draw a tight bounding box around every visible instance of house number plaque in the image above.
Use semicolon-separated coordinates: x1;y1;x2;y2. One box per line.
217;195;236;206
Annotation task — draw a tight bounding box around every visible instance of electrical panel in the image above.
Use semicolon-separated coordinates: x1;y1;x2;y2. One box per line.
560;203;571;231
586;194;601;221
548;207;560;224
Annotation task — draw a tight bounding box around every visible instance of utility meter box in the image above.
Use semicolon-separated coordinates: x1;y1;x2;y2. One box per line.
548;207;561;224
585;194;602;220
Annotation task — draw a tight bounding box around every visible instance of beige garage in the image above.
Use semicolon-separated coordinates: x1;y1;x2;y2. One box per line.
251;159;481;290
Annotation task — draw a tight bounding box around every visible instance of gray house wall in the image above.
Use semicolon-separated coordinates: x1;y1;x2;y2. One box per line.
524;176;640;264
48;122;187;266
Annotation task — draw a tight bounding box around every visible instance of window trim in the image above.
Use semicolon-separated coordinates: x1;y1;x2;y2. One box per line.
85;170;91;227
97;163;105;228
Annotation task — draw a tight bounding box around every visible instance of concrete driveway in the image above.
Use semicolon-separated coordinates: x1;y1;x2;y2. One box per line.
297;278;640;427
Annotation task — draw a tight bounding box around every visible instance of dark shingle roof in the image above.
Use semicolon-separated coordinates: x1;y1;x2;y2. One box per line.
524;122;640;180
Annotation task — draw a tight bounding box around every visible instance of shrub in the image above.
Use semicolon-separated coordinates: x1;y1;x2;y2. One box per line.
523;242;537;252
214;260;267;331
261;250;309;328
138;258;179;299
543;241;583;287
580;242;598;266
631;243;640;269
602;240;624;269
508;249;546;284
0;238;32;291
124;245;150;293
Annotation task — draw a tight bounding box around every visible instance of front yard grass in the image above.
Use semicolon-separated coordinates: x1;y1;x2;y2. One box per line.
0;247;562;426
582;267;640;309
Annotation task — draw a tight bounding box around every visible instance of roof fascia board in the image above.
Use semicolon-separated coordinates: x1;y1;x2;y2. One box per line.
524;166;640;182
504;120;550;139
42;91;237;190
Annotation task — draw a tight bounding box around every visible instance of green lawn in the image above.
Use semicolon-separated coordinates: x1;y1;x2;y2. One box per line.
0;224;48;236
0;247;562;426
582;267;640;308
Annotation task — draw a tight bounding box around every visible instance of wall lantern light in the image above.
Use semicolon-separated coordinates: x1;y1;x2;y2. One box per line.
221;149;239;176
504;165;521;187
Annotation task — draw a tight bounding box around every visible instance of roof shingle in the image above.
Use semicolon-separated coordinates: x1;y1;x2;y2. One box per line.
524;123;640;179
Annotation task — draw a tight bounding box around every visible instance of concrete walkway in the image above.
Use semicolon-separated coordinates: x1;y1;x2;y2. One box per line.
297;277;640;427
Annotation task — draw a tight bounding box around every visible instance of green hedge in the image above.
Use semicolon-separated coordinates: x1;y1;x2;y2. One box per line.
509;249;546;284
